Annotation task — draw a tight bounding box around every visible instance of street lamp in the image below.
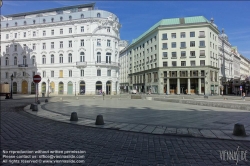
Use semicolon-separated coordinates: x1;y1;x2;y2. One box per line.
75;82;76;96
10;74;13;99
47;78;50;97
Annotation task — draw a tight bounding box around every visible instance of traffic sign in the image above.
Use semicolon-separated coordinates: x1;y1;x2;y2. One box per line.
240;86;242;91
33;75;41;83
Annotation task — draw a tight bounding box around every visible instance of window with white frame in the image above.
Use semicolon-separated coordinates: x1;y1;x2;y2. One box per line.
97;52;101;63
97;69;101;76
200;50;205;56
23;56;27;64
172;42;176;48
33;31;36;37
200;41;205;47
162;43;168;49
106;53;111;63
15;33;17;38
59;54;63;63
181;51;186;57
68;54;72;63
5;57;9;66
69;70;72;77
60;41;63;48
97;39;101;46
14;45;17;51
190;60;196;66
69;28;72;33
6;72;8;78
172;61;177;66
42;43;46;49
107;40;111;47
69;41;72;47
190;32;195;37
97;13;101;18
51;30;54;35
6;46;9;52
107;70;111;76
199;31;205;37
190;51;195;57
81;26;84;32
31;56;35;65
33;44;36;50
43;30;46;36
43;71;46;77
51;42;54;49
163;62;168;67
172;52;177;58
107;27;110;32
60;29;63;34
162;34;168;40
180;32;185;38
51;71;54;77
23;32;26;37
80;40;84;46
162;52;168;58
42;55;46;64
171;33;176;38
14;57;17;65
80;69;84;77
180;42;186;48
51;55;54;64
80;52;85;62
200;60;205;66
181;61;186;66
6;34;9;39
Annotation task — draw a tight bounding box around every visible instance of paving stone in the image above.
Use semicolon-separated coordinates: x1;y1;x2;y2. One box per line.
200;129;217;138
141;126;156;133
164;128;177;134
119;124;138;131
188;129;203;137
152;126;166;134
177;128;189;135
130;125;147;132
211;130;232;139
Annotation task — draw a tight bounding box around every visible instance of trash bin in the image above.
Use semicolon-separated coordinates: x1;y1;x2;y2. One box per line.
42;93;45;97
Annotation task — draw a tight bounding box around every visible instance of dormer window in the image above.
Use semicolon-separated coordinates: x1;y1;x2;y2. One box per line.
97;13;101;18
24;21;26;25
60;17;63;21
33;20;36;24
69;16;72;20
43;19;46;23
15;22;17;26
51;18;54;22
81;14;84;18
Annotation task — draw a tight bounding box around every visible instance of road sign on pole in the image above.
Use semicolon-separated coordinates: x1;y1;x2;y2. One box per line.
33;75;41;83
240;86;242;91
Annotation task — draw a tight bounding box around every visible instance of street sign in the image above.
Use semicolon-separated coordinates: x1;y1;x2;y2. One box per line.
240;86;242;91
33;75;41;83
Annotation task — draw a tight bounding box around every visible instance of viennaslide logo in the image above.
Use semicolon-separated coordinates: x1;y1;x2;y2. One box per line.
219;146;248;165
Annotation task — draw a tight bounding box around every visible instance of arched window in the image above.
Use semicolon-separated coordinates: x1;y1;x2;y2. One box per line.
97;52;101;63
60;17;63;21
33;20;36;24
68;53;72;63
81;14;84;18
42;55;46;64
23;56;27;65
97;13;101;18
32;56;36;65
51;18;54;22
69;16;72;20
106;52;111;63
5;57;9;66
14;57;17;65
43;19;46;23
80;52;85;62
24;21;26;25
59;54;63;63
51;55;54;64
15;22;17;26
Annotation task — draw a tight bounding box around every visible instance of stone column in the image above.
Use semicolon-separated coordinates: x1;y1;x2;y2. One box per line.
187;78;190;95
198;78;201;95
167;78;170;95
177;78;180;95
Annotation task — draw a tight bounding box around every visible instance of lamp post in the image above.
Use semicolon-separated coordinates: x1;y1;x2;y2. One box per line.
10;74;13;99
75;82;76;96
47;78;50;97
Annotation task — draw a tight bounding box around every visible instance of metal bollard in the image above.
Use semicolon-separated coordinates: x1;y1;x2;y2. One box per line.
95;115;104;125
32;104;38;111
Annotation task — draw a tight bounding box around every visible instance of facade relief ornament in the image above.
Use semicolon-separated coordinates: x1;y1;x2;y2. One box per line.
58;50;64;54
78;48;86;52
41;51;47;55
105;48;113;52
49;51;56;54
67;50;73;53
95;48;102;52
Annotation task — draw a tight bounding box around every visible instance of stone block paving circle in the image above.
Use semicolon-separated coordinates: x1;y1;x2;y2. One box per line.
37;98;250;141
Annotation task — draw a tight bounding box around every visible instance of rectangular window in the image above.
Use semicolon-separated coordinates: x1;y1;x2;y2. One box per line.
51;42;54;49
81;26;84;32
199;31;205;37
180;32;185;38
51;30;54;35
59;70;63;78
107;27;110;32
181;61;186;66
180;42;186;48
171;33;176;38
6;34;9;39
23;32;26;38
200;50;205;56
162;43;168;49
190;61;196;66
162;52;168;58
69;70;72;77
172;61;177;66
32;72;35;77
200;60;205;66
81;40;84;46
69;41;72;47
51;71;54;77
163;62;168;67
190;41;195;47
43;30;46;36
97;39;101;46
80;70;84;77
162;33;168;40
97;69;101;76
107;40;111;47
6;46;9;52
15;33;17;38
6;72;9;79
14;45;17;51
60;29;63;34
200;41;205;47
190;32;195;37
60;41;63;48
171;42;176;48
190;51;195;57
172;52;177;58
33;44;36;50
181;51;186;57
43;71;46;77
33;31;36;37
69;28;72;33
43;43;46;49
107;70;111;76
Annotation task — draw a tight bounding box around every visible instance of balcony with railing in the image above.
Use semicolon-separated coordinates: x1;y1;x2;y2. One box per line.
95;61;120;67
76;61;87;67
18;64;28;68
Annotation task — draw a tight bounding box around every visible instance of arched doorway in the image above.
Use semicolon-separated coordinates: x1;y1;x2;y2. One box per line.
67;81;73;95
50;82;55;93
41;82;46;94
58;82;64;94
31;82;35;94
22;80;28;94
79;81;85;95
106;81;111;95
13;82;17;94
96;81;102;95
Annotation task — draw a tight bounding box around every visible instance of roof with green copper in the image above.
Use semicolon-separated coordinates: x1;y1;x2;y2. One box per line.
131;16;210;45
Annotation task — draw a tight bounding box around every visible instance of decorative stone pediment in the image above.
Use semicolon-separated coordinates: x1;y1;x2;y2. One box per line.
78;48;86;52
12;53;18;56
95;48;102;52
67;50;73;53
31;52;37;55
58;50;64;54
49;51;56;54
105;48;113;53
41;51;47;55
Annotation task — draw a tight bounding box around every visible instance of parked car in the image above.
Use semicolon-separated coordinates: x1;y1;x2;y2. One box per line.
131;90;137;94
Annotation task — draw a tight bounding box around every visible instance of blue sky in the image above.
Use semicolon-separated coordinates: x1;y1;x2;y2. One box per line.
1;1;250;59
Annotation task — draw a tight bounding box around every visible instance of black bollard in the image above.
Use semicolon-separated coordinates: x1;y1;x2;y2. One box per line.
37;100;40;104
70;112;78;121
95;115;104;125
30;103;34;109
45;99;48;103
32;104;38;111
233;123;247;136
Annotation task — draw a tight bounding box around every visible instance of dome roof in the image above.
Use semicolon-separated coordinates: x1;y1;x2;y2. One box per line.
220;28;228;41
210;18;218;29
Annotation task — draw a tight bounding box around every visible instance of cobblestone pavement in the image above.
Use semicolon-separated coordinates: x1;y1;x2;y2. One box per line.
1;99;250;166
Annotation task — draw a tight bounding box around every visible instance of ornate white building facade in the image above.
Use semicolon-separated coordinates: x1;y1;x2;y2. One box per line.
0;3;121;95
